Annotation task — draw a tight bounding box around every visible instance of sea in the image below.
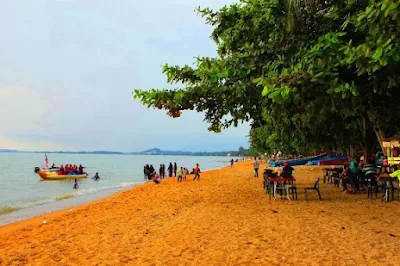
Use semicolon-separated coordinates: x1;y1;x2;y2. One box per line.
0;153;234;226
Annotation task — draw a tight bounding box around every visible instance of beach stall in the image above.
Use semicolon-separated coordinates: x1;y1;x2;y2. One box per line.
382;137;400;165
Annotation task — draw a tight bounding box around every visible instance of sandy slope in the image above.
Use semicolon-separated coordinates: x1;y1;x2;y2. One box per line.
1;160;400;266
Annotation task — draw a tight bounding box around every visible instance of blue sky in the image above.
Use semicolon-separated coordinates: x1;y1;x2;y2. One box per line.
0;0;249;152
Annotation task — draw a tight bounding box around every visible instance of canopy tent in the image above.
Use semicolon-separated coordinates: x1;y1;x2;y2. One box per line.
381;137;400;165
382;137;400;148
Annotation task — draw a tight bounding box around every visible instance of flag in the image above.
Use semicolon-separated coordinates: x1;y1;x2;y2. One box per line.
45;154;49;169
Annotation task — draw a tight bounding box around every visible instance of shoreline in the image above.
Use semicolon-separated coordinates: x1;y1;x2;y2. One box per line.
0;164;230;228
2;161;400;265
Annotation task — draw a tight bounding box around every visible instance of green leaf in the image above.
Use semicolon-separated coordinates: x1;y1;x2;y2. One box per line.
372;48;383;60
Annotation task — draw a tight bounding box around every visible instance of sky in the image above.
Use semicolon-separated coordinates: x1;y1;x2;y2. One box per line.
0;0;250;152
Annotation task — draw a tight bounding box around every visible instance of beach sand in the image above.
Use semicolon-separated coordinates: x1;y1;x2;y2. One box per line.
1;160;400;265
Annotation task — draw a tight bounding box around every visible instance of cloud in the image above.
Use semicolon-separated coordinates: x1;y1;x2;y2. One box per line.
0;135;77;151
0;0;249;152
0;82;58;133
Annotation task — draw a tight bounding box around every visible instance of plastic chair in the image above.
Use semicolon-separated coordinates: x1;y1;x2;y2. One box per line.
304;178;321;201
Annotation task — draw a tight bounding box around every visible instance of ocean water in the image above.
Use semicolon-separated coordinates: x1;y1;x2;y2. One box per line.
0;153;233;224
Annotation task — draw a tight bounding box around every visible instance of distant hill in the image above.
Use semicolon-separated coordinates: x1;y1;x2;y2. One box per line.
0;149;19;153
130;147;236;156
0;148;241;156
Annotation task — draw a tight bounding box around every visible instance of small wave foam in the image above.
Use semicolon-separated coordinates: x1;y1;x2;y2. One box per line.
0;181;144;215
72;182;141;197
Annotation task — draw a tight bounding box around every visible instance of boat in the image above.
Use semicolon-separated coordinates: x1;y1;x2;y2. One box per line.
312;157;348;166
38;171;88;180
34;167;59;173
268;153;327;167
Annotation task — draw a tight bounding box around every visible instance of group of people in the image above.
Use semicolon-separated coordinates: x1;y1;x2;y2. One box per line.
144;162;201;184
57;164;86;175
338;155;399;193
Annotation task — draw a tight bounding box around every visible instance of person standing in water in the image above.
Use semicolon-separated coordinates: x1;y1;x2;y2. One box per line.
193;164;201;181
73;179;79;189
92;172;100;181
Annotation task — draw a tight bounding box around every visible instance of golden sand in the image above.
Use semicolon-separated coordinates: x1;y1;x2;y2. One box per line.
1;160;400;265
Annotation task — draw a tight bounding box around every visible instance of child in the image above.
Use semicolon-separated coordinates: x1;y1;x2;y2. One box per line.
177;167;183;182
73;179;79;189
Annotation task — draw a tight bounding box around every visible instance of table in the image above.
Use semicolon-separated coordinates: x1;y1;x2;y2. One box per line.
322;168;342;184
268;178;296;200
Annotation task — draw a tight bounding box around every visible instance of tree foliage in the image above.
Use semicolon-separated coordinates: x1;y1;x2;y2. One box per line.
134;0;400;158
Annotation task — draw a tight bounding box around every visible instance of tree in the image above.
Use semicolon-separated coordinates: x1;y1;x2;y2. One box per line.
134;0;400;161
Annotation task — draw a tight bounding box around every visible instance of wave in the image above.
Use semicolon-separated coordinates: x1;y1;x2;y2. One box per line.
0;181;144;215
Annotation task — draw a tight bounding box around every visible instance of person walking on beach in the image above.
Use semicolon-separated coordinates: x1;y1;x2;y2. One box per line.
253;157;259;177
177;167;183;182
168;163;173;177
230;159;234;167
174;162;177;177
193;164;201;181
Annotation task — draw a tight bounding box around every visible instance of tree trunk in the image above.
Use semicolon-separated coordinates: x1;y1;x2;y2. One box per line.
374;129;386;156
361;115;379;164
361;116;368;163
367;111;386;156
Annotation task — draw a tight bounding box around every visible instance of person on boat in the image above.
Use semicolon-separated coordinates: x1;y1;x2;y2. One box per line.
92;172;100;181
73;179;79;189
59;165;65;175
281;161;294;178
51;163;56;169
65;165;70;174
78;165;85;174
